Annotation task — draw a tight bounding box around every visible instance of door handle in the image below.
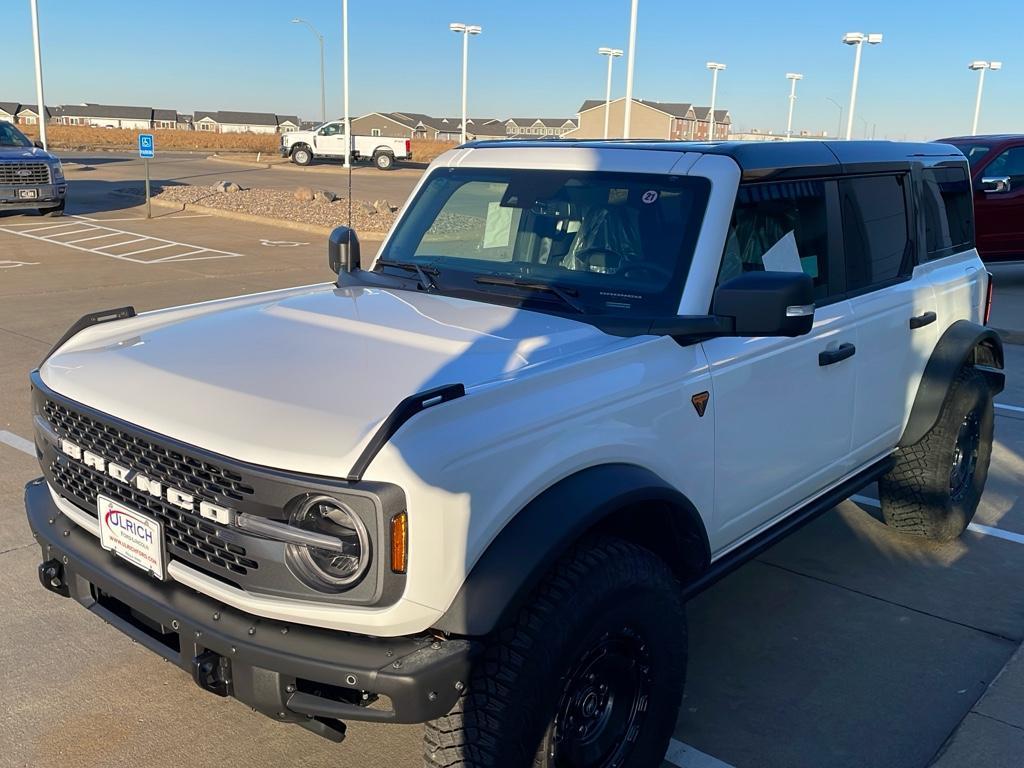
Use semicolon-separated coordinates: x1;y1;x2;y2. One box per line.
819;343;856;367
909;311;937;330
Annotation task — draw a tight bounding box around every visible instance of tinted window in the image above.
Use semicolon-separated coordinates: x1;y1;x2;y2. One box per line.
719;180;832;300
0;122;32;148
840;175;911;291
984;146;1024;185
921;166;974;261
951;142;992;170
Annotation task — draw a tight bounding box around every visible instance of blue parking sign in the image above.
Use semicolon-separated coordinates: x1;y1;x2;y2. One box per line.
138;133;154;159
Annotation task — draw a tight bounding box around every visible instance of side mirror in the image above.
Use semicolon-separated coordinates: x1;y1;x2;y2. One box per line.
328;226;360;274
33;140;44;149
982;176;1011;194
713;271;815;337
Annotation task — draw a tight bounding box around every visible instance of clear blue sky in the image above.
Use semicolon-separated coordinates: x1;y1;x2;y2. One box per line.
5;0;1021;139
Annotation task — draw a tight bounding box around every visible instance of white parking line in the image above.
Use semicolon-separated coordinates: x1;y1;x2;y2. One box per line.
665;739;735;768
850;494;1024;544
0;431;34;457
0;219;243;264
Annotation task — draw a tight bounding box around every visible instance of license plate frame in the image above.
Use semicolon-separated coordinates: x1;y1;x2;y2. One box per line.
97;495;166;579
17;189;39;199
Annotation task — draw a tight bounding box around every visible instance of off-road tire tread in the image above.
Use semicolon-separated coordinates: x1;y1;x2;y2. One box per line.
423;537;685;768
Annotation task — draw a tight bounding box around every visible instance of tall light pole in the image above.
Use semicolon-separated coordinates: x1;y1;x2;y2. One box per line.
825;97;843;139
842;32;882;140
598;47;623;139
342;0;351;168
706;62;726;140
29;0;47;150
449;23;482;145
622;0;639;138
292;18;326;124
969;60;1002;136
785;72;803;141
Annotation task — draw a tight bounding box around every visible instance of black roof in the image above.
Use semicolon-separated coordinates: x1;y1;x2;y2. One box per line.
460;139;966;181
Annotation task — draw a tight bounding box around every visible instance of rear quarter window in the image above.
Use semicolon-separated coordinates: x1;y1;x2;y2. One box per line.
921;165;974;261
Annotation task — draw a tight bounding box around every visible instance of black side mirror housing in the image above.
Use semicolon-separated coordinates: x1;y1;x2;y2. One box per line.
328;226;361;274
33;140;44;149
712;271;815;337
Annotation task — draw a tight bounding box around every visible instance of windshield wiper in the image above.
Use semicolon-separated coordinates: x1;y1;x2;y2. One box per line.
474;275;585;313
375;258;439;291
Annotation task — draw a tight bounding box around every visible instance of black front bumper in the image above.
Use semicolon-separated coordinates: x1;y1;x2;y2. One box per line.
25;479;472;741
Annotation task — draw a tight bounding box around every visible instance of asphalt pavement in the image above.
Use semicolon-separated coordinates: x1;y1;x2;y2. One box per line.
1;176;1022;768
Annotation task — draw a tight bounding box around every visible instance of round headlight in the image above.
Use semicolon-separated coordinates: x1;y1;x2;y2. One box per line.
286;495;370;591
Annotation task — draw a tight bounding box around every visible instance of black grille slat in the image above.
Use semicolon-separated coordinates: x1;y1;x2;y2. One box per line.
0;161;50;186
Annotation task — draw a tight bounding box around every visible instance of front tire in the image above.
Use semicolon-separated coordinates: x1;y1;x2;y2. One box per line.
40;200;65;217
291;147;312;166
424;537;686;768
878;367;994;542
374;152;395;170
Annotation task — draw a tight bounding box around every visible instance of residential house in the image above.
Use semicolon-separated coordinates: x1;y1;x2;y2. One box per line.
0;102;19;124
504;118;578;137
175;113;193;130
277;115;301;133
351;112;442;140
153;109;178;130
689;107;731;141
59;104;154;130
194;110;219;132
16;104;57;126
433;117;506;141
300;120;320;131
216;111;279;134
567;99;730;140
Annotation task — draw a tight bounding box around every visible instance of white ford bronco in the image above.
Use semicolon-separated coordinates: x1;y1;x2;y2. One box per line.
27;139;1004;768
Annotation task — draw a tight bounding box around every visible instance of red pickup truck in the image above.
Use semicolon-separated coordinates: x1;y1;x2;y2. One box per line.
939;134;1024;263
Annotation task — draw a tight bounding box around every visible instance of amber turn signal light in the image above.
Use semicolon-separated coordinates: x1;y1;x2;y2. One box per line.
391;512;408;574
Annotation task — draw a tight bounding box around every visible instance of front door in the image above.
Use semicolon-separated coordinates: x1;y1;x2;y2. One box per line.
974;143;1024;260
704;178;857;551
315;122;348;157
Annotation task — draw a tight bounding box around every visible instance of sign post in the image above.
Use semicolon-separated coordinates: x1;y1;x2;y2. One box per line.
138;133;154;218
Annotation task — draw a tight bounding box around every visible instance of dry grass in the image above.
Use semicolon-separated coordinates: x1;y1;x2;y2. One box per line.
21;125;280;153
411;139;457;163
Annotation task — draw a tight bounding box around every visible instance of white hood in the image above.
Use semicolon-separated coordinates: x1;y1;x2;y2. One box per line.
40;285;619;477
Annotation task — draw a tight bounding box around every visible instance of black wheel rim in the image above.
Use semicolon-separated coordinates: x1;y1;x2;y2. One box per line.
549;627;652;768
950;410;982;501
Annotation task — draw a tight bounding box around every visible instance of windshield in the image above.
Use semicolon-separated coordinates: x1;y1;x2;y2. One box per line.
0;121;33;148
378;168;710;317
950;142;992;170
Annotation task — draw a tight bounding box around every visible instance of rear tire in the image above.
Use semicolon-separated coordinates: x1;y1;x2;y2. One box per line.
423;537;687;768
291;147;312;166
374;152;395;171
878;367;993;541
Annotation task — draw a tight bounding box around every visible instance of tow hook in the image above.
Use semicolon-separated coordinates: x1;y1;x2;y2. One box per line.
39;559;69;597
192;650;231;697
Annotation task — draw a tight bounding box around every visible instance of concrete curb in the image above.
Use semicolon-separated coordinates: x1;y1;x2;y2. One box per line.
206;155;285;170
140;195;389;238
269;163;423;177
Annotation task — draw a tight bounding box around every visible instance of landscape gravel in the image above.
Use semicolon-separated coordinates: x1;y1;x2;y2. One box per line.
146;183;399;233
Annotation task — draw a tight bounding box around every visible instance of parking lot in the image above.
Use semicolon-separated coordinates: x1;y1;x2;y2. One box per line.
1;172;1023;768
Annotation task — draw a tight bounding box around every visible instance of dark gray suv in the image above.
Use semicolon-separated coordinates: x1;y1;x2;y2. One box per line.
0;121;67;216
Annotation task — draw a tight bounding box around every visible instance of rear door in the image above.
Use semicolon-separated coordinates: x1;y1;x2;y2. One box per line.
974;142;1024;259
704;178;858;550
839;174;935;463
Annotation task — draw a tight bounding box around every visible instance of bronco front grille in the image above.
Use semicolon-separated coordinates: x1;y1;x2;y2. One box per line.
51;459;258;576
0;161;50;186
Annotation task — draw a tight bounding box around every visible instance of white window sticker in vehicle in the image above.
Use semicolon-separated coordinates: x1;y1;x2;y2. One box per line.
483;201;514;248
641;190;659;204
608;188;628;205
760;230;803;273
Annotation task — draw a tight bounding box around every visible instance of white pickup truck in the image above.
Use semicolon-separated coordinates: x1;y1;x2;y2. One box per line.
280;120;411;170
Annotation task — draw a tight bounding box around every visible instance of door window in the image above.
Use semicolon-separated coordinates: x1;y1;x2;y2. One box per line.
319;123;341;136
718;180;834;301
921;166;974;261
840;176;912;292
984;146;1024;187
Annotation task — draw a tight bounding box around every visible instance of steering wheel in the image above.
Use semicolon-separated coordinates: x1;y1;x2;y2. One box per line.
573;247;625;273
620;261;673;281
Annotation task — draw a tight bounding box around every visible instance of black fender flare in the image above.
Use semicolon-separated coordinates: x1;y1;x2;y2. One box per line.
432;463;711;637
900;320;1005;447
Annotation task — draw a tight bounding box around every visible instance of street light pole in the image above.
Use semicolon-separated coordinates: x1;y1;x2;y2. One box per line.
291;19;326;124
449;23;482;145
969;61;1002;136
843;32;882;140
785;73;803;141
598;47;623;139
342;0;351;168
825;97;843;140
623;0;639;139
706;62;726;140
29;0;47;150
